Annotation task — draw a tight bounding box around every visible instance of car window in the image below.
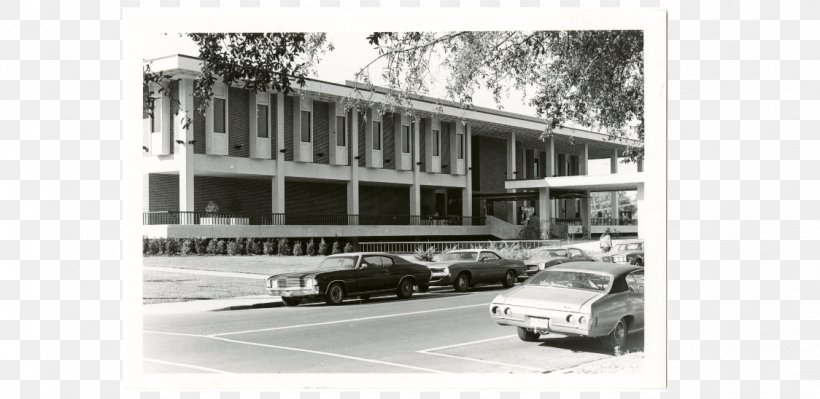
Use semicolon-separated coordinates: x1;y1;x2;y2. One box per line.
625;270;644;294
552;249;567;257
568;249;582;257
380;256;395;267
361;256;383;268
480;251;500;261
527;270;611;292
441;252;478;262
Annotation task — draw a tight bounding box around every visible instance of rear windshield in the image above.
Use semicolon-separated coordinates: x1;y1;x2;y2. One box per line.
617;243;643;251
526;270;612;292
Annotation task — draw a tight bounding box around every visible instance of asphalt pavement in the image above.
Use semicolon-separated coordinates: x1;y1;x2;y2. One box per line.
143;286;630;374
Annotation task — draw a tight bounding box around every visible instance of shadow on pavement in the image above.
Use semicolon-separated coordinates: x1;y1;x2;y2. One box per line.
536;331;645;355
210;301;284;312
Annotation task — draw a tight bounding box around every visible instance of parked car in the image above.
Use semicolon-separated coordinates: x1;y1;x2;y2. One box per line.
427;249;526;292
265;252;432;306
489;262;644;353
522;247;597;278
601;240;644;266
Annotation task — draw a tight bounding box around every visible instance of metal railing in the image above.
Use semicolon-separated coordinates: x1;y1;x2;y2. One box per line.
143;211;486;227
590;218;638;226
358;239;562;254
549;218;583;226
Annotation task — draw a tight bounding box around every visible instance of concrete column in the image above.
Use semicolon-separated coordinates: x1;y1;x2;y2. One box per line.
272;93;286;214
636;183;645;239
580;191;591;237
410;117;421;215
176;79;195;224
507;132;517;223
348;109;360;223
637;156;644;172
611;148;619;174
538;187;551;239
462;123;472;224
545;136;555;177
610;191;619;222
580;143;589;175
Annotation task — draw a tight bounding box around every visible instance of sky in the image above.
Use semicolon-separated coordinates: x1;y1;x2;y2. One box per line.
143;32;636;176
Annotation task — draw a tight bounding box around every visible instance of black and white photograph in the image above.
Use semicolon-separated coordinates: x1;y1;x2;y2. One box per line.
126;8;667;390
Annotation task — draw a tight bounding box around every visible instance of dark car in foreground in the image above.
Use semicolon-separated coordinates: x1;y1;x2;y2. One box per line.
427;249;526;292
522;247;597;278
266;253;432;306
601;240;644;266
489;262;644;353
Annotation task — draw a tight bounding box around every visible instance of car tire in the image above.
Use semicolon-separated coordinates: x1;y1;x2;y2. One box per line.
397;278;414;299
281;297;301;307
604;318;629;354
502;270;517;288
517;327;540;342
324;283;345;306
418;284;429;293
453;273;470;292
633;258;644;267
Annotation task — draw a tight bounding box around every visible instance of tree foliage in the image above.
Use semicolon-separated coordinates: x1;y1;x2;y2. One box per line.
143;33;331;128
361;31;644;160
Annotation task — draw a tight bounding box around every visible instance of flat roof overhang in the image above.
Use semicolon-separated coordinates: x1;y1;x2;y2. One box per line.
504;172;645;192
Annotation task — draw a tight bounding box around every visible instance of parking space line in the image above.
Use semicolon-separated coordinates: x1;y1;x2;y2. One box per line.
144;330;208;338
209;335;448;374
418;334;518;353
415;351;546;373
209;303;488;337
144;357;234;374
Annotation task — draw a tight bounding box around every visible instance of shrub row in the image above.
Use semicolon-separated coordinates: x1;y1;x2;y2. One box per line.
143;237;355;256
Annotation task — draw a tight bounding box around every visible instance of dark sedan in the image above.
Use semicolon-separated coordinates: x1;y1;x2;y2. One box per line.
427;249;526;292
265;252;432;306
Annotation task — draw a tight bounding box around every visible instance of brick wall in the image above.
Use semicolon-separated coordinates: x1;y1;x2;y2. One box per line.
194;95;206;154
383;113;395;169
441;122;451;174
476;136;507;193
360;185;410;216
357;112;366;167
270;94;277;160
313;101;329;165
284;96;294;161
228;87;250;158
194;176;271;215
169;81;178;155
148;173;179;212
419;119;427;172
285;181;347;215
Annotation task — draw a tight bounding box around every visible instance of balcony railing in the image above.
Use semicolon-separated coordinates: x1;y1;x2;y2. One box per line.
546;218;638;226
143;211;486;227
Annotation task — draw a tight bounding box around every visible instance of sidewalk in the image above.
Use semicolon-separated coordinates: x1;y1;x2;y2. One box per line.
144;294;283;315
144;265;268;280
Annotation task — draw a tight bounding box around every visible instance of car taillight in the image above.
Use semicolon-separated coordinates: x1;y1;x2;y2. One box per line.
566;314;573;323
578;316;586;325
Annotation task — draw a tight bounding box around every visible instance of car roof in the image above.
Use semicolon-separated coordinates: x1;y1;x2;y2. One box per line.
548;261;642;276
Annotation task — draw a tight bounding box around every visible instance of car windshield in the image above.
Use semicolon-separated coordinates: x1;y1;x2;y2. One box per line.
526;270;612;292
534;250;565;258
440;252;478;262
617;243;643;251
317;256;358;270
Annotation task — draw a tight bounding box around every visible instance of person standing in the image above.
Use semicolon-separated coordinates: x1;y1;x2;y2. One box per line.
600;228;612;253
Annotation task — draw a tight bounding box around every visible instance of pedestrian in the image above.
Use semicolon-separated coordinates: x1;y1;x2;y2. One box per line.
600;228;612;253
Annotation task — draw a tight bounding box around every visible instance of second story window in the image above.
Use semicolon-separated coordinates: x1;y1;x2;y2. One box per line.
301;110;311;143
336;116;346;146
534;159;540;178
457;130;464;159
401;125;410;154
150;96;162;133
257;104;268;138
373;121;382;150
213;97;226;134
433;129;440;156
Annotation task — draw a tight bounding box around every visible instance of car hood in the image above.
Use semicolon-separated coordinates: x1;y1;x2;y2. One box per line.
497;285;604;312
268;270;325;280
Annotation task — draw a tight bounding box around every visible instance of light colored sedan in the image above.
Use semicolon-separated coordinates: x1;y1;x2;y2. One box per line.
489;262;644;353
522;246;598;279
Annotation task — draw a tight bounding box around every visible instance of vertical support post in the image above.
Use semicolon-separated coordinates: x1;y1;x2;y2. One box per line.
177;79;195;224
611;148;619;174
507;132;517;224
580;191;591;237
410;117;421;216
272;92;286;214
538;187;551;239
348;109;360;224
637;156;644;172
462;123;472;224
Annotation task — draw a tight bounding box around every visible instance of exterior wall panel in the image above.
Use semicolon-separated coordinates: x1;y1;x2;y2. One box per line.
360;185;410;216
284;96;294;161
441;122;451;174
285;181;347;215
194;176;271;215
419;119;427;172
228;87;250;158
477;136;507;193
313;101;330;165
169;81;178;155
358;112;366;167
194;95;206;154
383;113;395;169
148;173;179;212
270;94;277;160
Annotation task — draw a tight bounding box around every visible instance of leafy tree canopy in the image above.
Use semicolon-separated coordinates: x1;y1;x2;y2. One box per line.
143;33;331;127
362;31;644;161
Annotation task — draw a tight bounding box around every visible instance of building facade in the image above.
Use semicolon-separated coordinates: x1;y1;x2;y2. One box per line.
142;55;644;241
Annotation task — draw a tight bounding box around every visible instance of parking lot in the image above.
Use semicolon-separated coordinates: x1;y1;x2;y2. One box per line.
143;285;643;374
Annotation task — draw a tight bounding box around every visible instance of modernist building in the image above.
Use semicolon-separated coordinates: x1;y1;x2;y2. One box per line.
142;55;645;241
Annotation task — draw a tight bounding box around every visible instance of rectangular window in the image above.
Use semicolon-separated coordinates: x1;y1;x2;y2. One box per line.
373;121;381;150
457;131;464;159
534;159;540;178
257;104;268;138
213;98;226;133
401;125;410;153
433;129;440;156
336;116;346;146
150;97;161;133
301;110;311;143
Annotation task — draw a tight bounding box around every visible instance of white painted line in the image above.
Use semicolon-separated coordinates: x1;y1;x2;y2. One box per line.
415;351;546;373
144;357;234;374
417;334;518;353
210;303;488;337
144;330;209;338
144;266;268;280
209;335;448;374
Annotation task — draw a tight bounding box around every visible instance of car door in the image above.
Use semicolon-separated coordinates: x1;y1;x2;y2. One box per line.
357;255;387;293
381;255;403;289
477;251;504;282
624;270;645;330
